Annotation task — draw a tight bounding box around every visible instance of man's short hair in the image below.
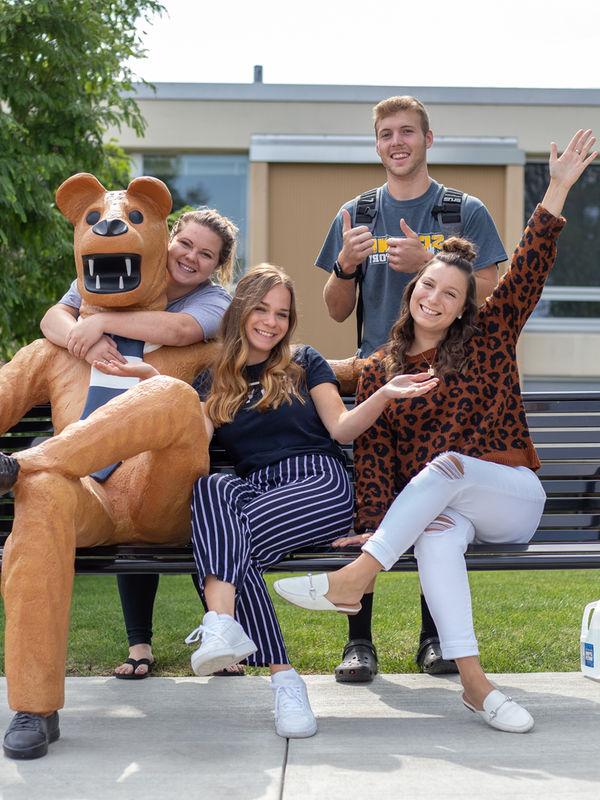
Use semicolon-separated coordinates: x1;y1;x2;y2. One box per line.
373;96;430;136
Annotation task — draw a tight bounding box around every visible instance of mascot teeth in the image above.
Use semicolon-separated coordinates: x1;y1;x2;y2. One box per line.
82;254;141;294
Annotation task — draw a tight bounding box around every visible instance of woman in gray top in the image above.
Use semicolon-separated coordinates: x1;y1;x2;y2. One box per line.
40;207;238;679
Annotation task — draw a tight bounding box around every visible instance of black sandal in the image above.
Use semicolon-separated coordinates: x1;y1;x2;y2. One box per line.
334;639;378;683
415;637;458;675
114;657;154;680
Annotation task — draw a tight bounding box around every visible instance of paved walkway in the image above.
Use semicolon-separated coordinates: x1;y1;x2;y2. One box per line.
0;673;598;799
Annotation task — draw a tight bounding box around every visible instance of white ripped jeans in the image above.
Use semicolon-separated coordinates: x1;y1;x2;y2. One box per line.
362;453;546;659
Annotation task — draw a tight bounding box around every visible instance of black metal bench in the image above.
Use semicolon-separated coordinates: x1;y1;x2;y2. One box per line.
2;393;600;574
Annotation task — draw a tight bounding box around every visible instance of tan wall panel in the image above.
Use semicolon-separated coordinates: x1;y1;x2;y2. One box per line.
248;163;269;265
504;165;525;258
267;164;385;358
267;164;508;358
520;332;600;377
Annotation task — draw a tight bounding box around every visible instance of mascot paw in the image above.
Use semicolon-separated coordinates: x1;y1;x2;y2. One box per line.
0;454;20;496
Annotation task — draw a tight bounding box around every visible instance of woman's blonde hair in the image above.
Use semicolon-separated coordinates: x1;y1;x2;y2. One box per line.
170;208;238;288
205;263;305;426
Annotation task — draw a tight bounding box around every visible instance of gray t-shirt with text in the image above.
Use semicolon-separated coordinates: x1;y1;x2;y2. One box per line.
315;180;507;357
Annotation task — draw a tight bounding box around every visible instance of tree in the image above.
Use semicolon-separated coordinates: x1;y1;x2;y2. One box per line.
0;0;164;360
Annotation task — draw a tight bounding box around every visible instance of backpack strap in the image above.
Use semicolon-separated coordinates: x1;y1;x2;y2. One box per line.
431;186;464;228
353;187;379;227
351;187;380;350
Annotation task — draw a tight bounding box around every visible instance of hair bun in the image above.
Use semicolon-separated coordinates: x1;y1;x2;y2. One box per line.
440;236;477;263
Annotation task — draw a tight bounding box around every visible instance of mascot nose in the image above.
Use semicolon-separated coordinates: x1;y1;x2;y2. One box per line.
92;218;128;237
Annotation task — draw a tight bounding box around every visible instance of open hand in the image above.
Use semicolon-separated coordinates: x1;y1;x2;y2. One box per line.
549;130;598;188
93;360;160;381
381;371;439;400
387;219;429;273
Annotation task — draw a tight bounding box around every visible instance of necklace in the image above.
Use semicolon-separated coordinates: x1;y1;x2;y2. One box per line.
418;348;437;376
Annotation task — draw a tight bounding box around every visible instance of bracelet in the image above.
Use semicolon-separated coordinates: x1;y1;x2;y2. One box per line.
333;260;360;280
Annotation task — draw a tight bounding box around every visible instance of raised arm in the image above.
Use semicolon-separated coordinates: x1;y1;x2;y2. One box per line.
542;129;597;217
482;130;597;336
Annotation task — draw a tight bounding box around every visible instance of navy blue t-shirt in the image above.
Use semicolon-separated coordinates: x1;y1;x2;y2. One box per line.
194;345;345;477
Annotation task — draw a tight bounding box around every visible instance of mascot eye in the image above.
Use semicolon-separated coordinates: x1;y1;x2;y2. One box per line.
85;210;101;225
129;210;144;224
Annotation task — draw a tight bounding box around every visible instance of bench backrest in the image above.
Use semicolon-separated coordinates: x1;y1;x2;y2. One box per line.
2;393;600;545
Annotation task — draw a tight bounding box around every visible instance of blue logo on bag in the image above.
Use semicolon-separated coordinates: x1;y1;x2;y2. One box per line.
584;642;594;667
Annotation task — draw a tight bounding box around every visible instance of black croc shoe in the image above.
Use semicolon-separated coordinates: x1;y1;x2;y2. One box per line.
416;637;459;675
334;639;378;683
3;711;60;760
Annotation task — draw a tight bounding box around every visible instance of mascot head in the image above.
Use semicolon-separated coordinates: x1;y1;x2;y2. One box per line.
56;173;172;312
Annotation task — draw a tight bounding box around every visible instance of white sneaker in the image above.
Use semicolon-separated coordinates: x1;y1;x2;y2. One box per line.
272;677;317;739
185;611;257;677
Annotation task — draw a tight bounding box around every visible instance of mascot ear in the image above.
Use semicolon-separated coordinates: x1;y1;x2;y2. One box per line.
55;173;107;224
127;177;172;219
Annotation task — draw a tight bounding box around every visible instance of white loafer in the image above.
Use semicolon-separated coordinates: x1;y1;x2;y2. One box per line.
463;689;534;733
273;573;361;615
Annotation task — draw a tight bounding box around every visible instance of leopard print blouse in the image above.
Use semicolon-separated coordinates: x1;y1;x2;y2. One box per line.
354;204;565;532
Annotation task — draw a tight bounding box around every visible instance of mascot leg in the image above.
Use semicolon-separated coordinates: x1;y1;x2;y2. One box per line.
16;375;208;485
1;472;114;714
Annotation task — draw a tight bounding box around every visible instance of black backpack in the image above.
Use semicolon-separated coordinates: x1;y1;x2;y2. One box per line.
350;185;464;349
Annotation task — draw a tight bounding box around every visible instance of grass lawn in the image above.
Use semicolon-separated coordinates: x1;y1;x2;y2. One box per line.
0;570;596;676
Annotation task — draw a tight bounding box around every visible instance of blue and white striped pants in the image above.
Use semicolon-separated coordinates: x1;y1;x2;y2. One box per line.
190;453;353;666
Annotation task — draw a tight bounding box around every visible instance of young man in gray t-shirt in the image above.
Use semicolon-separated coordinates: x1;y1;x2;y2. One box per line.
315;95;507;682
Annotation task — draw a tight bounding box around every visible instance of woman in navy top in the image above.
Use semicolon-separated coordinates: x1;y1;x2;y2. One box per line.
185;262;436;739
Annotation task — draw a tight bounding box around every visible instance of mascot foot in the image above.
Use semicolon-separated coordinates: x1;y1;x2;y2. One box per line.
0;453;19;496
3;711;60;760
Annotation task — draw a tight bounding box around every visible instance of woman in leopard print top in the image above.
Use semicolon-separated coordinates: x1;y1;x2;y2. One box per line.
275;130;597;734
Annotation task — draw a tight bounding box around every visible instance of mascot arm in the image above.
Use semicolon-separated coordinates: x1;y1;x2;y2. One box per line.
0;339;53;434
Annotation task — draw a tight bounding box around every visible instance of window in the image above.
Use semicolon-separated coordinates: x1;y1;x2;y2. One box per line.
524;162;600;327
143;154;248;278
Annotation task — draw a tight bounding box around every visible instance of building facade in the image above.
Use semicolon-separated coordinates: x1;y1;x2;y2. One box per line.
110;83;600;386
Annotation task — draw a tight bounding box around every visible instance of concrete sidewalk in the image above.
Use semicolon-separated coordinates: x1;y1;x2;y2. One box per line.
0;673;598;799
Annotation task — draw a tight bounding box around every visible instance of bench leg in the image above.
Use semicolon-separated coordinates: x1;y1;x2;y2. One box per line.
1;471;114;714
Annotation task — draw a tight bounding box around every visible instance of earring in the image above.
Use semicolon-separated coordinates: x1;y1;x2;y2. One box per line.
458;314;463;320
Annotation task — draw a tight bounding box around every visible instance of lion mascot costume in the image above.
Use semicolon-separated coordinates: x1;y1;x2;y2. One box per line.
0;174;219;757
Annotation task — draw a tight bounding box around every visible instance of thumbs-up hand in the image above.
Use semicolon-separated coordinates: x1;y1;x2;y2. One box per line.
387;218;430;273
399;218;419;239
336;208;374;276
